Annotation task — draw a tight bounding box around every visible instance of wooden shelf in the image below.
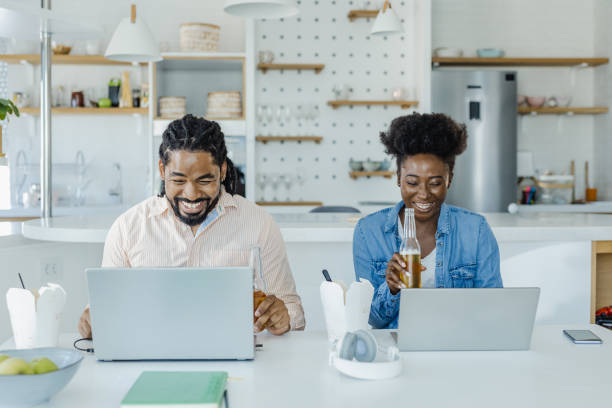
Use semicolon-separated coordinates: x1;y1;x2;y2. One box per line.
347;9;379;21
257;201;323;206
19;107;148;115
328;100;418;109
257;63;325;74
256;136;323;144
535;182;574;189
518;106;609;115
432;57;609;67
0;54;146;65
350;171;394;179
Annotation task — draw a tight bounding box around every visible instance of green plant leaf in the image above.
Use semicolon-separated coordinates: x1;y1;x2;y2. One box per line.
0;98;20;120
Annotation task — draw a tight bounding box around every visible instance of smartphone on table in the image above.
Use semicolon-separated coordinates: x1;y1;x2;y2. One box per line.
563;329;603;344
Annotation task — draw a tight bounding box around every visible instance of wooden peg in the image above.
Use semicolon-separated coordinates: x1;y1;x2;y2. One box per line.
131;4;136;23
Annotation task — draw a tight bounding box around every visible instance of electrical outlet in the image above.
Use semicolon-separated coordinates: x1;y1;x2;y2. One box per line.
40;258;63;283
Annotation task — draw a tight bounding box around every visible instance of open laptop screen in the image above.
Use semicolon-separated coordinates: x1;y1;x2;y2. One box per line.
87;267;254;360
398;288;540;351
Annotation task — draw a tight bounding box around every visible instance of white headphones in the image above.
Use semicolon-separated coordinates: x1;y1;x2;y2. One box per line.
330;330;402;380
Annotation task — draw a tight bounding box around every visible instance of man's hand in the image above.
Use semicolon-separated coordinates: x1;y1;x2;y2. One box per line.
78;307;92;339
386;253;426;295
254;295;290;335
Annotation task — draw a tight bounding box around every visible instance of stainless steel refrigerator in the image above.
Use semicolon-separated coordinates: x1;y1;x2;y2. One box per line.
432;70;517;213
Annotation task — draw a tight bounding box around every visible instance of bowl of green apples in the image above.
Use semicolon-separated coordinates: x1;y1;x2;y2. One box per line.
0;348;83;407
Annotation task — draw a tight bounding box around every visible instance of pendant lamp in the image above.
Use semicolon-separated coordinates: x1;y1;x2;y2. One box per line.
224;0;299;19
105;4;161;62
370;0;403;36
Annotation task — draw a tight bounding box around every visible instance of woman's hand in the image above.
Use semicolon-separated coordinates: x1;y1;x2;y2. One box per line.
385;253;426;295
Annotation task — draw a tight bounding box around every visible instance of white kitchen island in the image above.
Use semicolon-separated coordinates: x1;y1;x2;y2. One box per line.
7;211;612;333
1;325;609;408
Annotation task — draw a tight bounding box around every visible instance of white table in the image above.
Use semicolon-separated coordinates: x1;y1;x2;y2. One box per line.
4;325;610;408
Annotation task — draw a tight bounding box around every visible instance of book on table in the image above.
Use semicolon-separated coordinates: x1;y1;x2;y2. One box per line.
120;371;228;408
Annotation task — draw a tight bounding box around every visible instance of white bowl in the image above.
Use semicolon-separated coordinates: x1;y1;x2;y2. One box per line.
556;96;571;107
363;161;382;172
433;47;463;58
0;348;83;407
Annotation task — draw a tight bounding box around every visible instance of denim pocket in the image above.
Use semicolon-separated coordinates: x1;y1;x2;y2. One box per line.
449;265;476;288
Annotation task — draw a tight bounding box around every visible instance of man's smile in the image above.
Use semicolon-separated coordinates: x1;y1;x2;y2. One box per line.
179;200;205;214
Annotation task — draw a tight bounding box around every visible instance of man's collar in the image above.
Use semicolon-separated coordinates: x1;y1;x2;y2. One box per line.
217;188;238;214
149;196;170;218
383;200;450;235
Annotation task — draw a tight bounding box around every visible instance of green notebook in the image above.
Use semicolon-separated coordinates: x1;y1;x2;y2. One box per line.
120;371;228;408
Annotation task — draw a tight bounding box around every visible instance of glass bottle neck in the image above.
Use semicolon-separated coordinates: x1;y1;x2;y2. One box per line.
403;208;417;239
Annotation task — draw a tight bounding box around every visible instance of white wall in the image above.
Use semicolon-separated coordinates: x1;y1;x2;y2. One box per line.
594;0;612;201
432;0;606;200
254;0;427;206
3;0;246;210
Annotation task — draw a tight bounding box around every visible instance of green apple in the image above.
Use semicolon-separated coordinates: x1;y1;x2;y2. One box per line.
0;355;10;363
30;357;58;374
0;357;33;375
98;97;111;108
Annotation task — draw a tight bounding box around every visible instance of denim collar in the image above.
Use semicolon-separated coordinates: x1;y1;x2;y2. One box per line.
384;201;451;236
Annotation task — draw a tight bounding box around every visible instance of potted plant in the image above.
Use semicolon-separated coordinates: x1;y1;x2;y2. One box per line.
0;98;20;159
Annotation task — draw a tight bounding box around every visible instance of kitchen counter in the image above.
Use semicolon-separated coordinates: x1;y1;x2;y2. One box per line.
8;211;612;331
515;201;612;214
0;205;128;219
18;212;612;243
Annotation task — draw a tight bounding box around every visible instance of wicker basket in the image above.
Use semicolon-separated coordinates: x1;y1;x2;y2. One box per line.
179;23;220;52
159;96;186;119
206;91;242;119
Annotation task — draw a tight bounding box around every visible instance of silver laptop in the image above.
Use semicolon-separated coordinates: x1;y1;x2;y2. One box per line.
86;267;254;361
398;288;540;351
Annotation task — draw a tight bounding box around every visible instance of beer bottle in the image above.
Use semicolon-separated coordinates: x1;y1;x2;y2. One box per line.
399;207;421;288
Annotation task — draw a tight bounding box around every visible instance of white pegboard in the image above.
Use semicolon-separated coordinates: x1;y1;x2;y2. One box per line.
254;0;425;206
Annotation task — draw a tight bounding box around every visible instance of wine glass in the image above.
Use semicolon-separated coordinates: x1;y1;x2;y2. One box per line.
281;105;292;125
294;104;305;136
269;173;281;202
249;245;267;326
256;104;267;125
256;173;268;202
281;173;293;201
295;169;306;201
264;105;274;124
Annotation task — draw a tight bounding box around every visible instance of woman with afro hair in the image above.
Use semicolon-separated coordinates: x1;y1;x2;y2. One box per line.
353;113;502;329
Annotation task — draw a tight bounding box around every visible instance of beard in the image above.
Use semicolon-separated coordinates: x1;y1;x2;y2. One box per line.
168;194;220;227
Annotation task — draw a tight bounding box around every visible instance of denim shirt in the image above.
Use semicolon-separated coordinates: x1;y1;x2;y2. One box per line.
353;201;503;329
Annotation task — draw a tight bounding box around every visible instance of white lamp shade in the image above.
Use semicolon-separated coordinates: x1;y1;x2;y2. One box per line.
370;5;403;36
105;16;161;62
224;0;299;19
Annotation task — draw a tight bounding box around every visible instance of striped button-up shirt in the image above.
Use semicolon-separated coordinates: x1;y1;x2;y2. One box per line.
102;190;305;330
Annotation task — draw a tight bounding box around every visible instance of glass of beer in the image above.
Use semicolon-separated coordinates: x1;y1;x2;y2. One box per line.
399;208;422;288
249;245;267;322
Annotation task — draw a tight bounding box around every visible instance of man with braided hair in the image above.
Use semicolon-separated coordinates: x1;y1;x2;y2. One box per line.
78;114;304;337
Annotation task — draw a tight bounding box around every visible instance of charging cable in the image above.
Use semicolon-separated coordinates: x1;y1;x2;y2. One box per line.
73;338;94;353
